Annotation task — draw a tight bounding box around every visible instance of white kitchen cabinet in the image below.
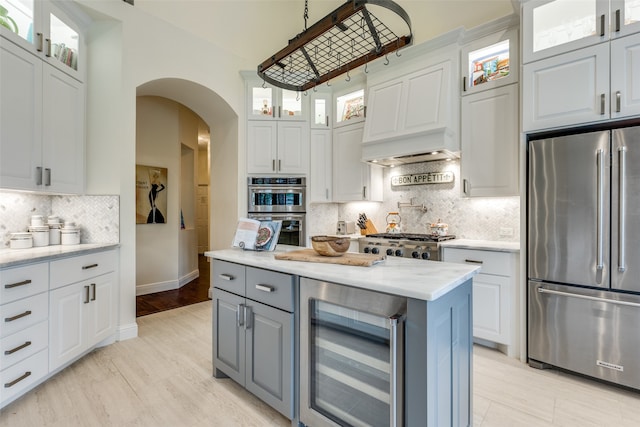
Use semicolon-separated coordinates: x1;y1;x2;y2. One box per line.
246;77;307;121
522;43;610;131
49;250;117;371
332;123;382;202
333;85;365;128
0;262;49;407
309;129;332;202
461;84;519;197
461;26;518;95
0;37;84;193
310;90;331;129
363;61;452;143
49;271;116;371
0;0;88;81
611;32;640;118
247;120;309;175
443;247;519;357
523;0;640;64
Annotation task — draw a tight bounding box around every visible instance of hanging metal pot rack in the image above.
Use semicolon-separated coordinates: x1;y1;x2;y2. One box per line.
257;0;413;92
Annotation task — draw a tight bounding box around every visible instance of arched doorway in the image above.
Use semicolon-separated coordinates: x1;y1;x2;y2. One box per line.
134;78;239;314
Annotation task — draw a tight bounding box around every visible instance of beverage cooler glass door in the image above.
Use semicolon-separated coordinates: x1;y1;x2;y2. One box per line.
300;279;406;427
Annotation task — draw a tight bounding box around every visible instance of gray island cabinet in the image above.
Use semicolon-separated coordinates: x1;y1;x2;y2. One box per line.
205;247;479;427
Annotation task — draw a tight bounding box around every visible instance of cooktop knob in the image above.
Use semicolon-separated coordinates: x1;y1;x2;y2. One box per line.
421;252;430;260
395;249;403;257
363;247;371;253
412;251;420;258
386;248;394;256
371;247;380;255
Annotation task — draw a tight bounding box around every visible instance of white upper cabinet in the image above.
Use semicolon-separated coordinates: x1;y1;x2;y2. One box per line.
333;85;365;128
461;84;519;197
247;121;309;175
246;77;308;121
0;37;84;193
523;0;640;64
611;32;640;118
310;90;331;129
309;129;332;203
461;27;518;95
0;0;88;81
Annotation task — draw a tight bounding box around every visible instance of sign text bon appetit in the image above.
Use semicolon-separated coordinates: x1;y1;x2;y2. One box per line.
391;171;454;186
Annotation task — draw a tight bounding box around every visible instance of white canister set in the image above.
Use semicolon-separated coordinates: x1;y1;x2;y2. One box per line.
9;215;81;249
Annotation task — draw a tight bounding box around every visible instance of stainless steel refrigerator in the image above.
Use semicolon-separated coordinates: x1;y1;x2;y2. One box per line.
528;126;640;390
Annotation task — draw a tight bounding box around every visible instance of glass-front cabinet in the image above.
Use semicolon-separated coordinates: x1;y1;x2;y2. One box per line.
461;27;518;94
247;79;307;120
0;0;86;81
310;90;331;129
334;87;365;127
523;0;640;63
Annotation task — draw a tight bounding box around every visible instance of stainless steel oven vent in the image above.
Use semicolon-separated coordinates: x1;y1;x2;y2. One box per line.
257;0;412;92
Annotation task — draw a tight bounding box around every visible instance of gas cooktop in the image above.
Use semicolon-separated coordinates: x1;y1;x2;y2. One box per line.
364;233;456;242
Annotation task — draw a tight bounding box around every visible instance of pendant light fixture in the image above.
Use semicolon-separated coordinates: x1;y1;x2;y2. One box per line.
257;0;412;92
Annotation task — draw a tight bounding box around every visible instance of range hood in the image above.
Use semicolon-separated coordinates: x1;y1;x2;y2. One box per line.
361;127;460;167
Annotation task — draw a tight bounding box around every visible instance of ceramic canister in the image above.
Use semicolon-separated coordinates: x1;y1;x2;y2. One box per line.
28;225;50;246
60;227;80;245
49;223;61;245
10;232;33;249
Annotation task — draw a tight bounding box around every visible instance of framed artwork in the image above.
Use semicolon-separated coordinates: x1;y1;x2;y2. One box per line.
136;165;168;224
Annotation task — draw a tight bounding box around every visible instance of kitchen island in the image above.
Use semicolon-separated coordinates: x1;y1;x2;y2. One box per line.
205;246;479;427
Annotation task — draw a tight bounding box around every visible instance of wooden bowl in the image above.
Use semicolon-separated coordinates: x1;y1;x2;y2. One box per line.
311;235;350;257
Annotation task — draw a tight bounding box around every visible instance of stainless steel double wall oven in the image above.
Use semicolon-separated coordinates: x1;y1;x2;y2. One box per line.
247;177;306;246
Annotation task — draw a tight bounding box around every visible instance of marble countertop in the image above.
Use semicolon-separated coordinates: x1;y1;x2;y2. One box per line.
0;243;120;268
205;246;479;301
440;239;520;252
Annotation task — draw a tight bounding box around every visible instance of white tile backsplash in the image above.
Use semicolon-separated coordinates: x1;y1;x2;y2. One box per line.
308;160;520;241
0;191;119;248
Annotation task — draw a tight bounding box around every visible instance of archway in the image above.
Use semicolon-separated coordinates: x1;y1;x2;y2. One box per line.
135;78;239;306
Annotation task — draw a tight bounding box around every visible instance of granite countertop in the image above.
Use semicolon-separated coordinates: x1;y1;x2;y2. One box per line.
440;239;521;252
205;246;479;301
0;243;120;268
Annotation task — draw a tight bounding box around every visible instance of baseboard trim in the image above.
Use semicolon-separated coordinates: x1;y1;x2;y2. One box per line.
136;269;200;296
179;269;199;287
117;322;138;341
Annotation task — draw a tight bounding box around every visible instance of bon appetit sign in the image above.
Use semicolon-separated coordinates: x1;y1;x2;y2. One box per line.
391;171;454;186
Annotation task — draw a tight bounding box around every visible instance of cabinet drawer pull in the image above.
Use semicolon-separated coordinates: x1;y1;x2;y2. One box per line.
272;159;276;172
244;305;253;330
4;371;31;388
255;284;274;293
616;91;621;113
616;9;621;32
91;283;96;301
5;279;32;289
36;166;43;186
462;76;467;92
84;285;90;304
44;168;51;186
600;14;605;37
5;341;32;355
600;93;606;115
45;38;52;57
82;263;99;270
237;304;244;327
5;310;32;323
464;259;484;265
219;273;235;281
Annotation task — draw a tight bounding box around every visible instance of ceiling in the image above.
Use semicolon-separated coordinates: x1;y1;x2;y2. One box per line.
134;0;517;69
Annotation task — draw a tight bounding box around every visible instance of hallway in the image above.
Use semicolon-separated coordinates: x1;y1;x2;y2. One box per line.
136;255;210;317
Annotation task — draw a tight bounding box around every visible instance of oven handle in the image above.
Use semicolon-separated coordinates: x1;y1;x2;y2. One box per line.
389;315;404;427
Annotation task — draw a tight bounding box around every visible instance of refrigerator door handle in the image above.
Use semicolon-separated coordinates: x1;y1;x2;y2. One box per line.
618;146;627;272
537;287;640;308
596;149;605;274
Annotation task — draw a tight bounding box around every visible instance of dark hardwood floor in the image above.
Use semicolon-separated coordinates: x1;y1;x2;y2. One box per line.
136;255;211;317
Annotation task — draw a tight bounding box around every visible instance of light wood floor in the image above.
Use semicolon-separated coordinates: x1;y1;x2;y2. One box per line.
2;301;639;426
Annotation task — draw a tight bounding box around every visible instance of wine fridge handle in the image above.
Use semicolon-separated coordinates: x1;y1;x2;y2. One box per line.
389;315;404;427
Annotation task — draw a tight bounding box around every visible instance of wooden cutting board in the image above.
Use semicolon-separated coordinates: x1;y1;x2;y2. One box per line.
275;249;385;267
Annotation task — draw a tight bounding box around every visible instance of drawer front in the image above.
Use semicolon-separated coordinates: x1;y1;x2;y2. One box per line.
213;260;246;296
0;348;48;406
50;250;117;289
0;263;48;305
0;292;49;338
0;320;48;370
443;248;511;276
246;267;294;312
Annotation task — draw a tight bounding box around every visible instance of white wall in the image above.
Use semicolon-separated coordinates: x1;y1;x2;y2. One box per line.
80;0;247;338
